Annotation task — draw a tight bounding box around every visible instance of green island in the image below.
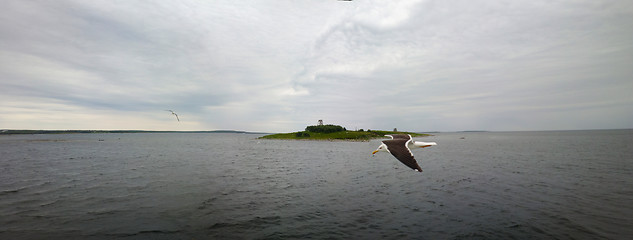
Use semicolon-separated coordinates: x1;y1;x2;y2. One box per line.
259;124;430;141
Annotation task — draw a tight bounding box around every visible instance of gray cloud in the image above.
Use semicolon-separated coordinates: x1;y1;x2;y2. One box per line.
1;0;632;132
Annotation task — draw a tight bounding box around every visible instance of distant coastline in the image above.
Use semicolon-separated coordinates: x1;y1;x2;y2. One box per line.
0;129;267;135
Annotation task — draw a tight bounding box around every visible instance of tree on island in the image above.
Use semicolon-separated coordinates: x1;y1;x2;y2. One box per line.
295;131;311;137
305;124;346;133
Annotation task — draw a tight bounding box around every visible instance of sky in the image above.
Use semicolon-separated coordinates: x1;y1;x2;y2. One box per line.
1;0;632;133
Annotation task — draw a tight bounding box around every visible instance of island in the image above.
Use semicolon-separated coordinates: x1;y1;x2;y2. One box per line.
259;124;430;141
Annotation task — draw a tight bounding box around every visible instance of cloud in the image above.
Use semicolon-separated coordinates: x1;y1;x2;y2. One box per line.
1;0;632;132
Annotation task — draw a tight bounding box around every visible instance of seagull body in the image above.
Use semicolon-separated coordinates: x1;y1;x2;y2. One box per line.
166;110;180;122
372;134;436;172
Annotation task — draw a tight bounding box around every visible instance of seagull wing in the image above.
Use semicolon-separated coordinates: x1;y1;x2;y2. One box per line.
382;138;423;172
388;134;410;140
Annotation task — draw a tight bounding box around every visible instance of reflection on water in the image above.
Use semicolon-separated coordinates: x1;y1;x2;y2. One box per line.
1;130;632;239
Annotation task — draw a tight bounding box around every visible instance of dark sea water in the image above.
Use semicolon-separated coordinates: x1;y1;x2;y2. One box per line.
1;130;632;239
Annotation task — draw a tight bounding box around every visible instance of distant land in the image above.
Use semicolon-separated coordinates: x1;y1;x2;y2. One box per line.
0;129;267;135
259;124;431;141
260;130;430;141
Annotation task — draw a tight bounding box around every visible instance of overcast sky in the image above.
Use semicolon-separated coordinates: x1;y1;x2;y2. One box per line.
1;0;632;132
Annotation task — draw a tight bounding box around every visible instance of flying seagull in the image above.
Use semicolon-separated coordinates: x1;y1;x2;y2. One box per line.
372;134;436;172
165;110;180;122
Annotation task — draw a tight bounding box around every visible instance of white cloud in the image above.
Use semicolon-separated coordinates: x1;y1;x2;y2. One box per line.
353;0;423;29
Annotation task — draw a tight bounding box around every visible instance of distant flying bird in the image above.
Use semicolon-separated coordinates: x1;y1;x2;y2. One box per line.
372;134;436;172
165;110;180;122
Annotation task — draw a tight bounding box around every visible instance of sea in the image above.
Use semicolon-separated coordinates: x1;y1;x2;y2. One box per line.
0;130;631;239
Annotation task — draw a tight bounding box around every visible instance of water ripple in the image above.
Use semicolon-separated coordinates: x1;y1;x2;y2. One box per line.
1;131;631;239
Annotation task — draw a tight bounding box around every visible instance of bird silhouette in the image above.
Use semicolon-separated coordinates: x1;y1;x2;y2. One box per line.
165;110;180;122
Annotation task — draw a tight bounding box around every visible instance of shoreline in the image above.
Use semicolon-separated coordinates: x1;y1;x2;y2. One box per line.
0;130;266;135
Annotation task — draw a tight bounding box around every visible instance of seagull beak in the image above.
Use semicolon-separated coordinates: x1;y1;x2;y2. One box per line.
372;150;379;155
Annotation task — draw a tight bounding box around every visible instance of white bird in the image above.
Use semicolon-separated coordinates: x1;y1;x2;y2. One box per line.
372;134;436;172
165;110;180;122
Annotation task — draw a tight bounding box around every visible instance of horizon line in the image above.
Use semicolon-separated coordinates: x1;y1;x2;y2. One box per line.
2;128;631;135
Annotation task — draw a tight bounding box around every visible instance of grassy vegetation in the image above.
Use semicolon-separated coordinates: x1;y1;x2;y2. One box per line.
259;130;429;141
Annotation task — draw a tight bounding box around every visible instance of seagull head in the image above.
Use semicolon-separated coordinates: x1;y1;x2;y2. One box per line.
372;143;389;155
